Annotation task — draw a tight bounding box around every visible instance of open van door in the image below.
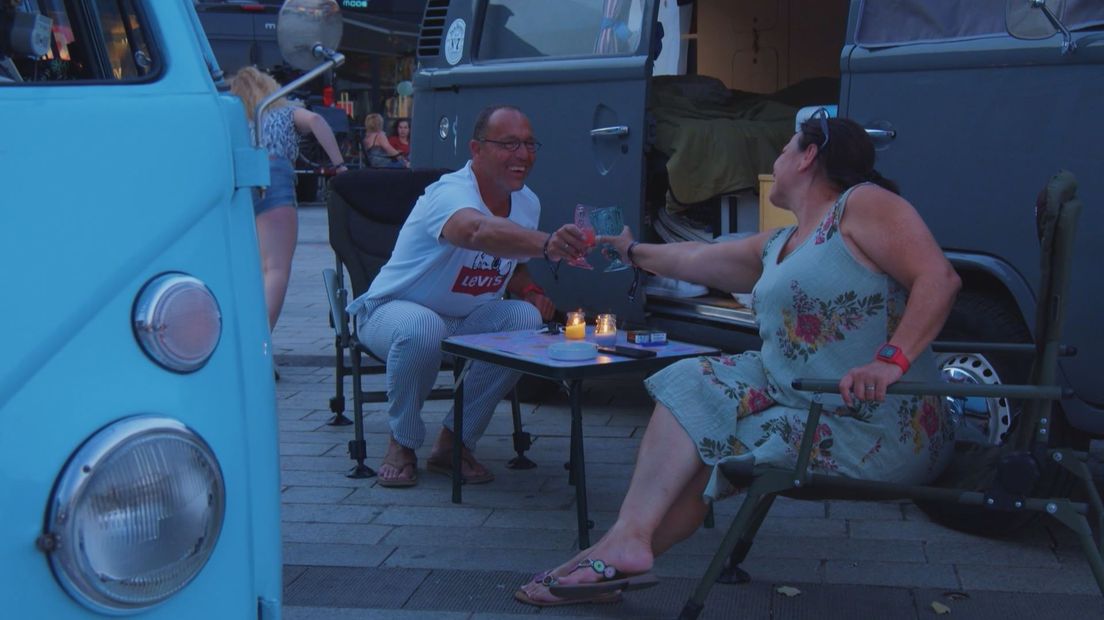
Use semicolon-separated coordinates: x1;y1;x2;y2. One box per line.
412;0;658;321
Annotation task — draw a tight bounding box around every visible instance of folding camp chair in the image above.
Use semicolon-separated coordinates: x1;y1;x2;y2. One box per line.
679;171;1103;619
323;167;535;478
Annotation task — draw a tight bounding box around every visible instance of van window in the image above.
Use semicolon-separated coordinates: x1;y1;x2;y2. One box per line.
477;0;645;61
856;0;1104;49
1;0;157;84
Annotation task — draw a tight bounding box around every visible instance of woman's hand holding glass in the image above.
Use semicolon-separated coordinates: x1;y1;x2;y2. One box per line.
595;225;635;265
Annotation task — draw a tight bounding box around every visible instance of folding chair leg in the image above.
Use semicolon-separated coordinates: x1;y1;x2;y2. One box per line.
718;494;777;584
346;349;375;479
506;388;536;470
328;337;352;426
1046;502;1104;595
680;489;775;620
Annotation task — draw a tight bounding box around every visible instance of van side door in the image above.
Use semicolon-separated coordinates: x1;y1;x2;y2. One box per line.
413;0;658;319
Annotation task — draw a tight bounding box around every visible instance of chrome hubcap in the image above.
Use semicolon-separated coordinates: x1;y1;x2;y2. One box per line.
939;353;1013;445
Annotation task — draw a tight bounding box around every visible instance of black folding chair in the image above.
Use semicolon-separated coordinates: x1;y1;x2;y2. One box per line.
680;171;1103;619
323;167;535;478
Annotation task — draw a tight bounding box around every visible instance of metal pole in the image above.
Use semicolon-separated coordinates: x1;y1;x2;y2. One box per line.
253;45;346;148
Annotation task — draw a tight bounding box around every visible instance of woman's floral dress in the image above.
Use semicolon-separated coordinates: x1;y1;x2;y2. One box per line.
645;184;953;500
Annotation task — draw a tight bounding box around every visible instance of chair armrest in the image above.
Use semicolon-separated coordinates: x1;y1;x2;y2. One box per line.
322;268;349;339
791;378;1068;400
929;341;1077;357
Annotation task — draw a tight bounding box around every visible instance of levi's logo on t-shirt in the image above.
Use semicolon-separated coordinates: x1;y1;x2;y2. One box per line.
451;252;513;296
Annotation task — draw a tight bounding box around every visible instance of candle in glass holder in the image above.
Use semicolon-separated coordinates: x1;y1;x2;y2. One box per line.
565;310;586;340
595;313;617;346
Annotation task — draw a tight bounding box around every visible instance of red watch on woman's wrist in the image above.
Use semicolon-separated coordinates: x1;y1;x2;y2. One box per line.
521;283;545;298
875;343;910;374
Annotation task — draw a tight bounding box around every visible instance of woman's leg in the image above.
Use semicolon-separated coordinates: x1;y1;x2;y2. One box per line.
255;205;298;330
521;403;707;601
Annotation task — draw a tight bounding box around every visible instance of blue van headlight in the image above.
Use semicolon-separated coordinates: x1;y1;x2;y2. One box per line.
42;416;225;614
132;274;221;373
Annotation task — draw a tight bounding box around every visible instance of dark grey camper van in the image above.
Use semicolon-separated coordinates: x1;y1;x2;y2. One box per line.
410;0;1104;517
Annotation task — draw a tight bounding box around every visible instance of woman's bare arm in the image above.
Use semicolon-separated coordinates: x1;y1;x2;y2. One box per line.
601;228;773;293
293;108;345;166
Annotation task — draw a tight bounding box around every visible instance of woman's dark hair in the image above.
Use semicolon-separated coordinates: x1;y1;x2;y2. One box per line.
798;115;900;195
389;117;410;137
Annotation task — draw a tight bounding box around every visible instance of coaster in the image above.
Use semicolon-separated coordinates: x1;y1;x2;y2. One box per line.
547;341;598;361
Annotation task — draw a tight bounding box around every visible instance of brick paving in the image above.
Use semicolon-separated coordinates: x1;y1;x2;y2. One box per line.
270;204;1103;618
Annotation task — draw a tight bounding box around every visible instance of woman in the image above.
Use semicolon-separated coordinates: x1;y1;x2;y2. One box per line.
362;112;408;168
229;67;347;332
388;117;411;159
516;115;962;606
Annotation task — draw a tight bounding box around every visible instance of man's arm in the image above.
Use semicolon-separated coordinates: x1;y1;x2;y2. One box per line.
440;208;585;261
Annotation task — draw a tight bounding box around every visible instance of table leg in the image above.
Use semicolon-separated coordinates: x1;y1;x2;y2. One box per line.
569;379;591;550
452;358;467;504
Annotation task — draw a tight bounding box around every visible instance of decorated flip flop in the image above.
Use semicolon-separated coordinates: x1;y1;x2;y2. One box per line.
546;558;659;598
513;570;623;608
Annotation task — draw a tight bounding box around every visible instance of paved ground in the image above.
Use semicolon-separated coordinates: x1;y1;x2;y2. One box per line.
269;204;1103;619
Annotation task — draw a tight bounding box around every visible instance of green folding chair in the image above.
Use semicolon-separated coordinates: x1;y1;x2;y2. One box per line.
680;171;1103;619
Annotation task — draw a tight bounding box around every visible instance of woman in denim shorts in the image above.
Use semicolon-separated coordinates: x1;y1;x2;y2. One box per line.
230;67;347;332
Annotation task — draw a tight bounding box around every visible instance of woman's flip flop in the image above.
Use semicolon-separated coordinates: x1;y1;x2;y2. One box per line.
546;559;659;598
513;570;624;608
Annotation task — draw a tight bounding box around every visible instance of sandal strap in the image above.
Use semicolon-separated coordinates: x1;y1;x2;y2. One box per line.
576;558;618;580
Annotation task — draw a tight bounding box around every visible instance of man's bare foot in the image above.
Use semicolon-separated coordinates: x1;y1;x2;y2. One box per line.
378;437;417;487
427;427;494;484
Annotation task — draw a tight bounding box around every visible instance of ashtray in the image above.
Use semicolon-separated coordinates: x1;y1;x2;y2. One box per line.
547;341;598;361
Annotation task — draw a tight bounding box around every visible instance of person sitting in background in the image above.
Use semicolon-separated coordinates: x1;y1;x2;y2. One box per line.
388;117;412;159
362;112;408;168
516;114;961;607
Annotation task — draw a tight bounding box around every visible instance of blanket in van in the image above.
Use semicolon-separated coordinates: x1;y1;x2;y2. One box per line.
649;76;797;205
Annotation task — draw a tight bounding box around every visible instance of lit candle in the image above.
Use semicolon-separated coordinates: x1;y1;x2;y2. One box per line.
595;313;617;346
565;310;586;340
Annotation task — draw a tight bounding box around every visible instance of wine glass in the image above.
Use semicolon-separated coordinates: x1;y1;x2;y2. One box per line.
565;204;596;270
589;206;629;272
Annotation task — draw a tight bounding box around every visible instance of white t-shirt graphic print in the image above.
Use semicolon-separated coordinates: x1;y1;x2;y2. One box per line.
347;161;541;318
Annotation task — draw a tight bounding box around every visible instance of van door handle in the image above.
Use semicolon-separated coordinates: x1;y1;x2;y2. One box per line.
865;128;896;140
590;125;630;137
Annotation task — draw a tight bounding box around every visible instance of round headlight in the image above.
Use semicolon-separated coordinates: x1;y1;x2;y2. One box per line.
43;417;225;614
133;273;221;373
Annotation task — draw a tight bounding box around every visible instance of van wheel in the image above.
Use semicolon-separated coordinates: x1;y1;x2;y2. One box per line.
916;290;1076;536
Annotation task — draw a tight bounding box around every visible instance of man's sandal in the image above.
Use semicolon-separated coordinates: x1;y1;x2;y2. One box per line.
425;453;494;484
547;559;659;598
376;457;417;488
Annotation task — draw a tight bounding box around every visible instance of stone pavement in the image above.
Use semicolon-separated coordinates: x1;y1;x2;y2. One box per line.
269;204;1103;619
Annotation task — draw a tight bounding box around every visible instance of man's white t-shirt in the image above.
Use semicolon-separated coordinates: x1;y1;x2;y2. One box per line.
347;161;541;318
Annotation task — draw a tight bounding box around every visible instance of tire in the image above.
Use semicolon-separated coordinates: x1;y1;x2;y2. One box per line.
916;290;1077;536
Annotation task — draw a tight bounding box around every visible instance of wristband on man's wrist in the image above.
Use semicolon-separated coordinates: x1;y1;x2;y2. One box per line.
520;283;545;298
542;233;556;263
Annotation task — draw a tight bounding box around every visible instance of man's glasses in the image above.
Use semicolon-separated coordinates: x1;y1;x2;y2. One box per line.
479;138;542;153
811;107;830;152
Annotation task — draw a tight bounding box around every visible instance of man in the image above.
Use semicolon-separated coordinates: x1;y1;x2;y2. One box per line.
347;104;588;487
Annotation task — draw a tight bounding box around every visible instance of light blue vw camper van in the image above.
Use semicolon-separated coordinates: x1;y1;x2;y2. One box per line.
0;0;344;616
